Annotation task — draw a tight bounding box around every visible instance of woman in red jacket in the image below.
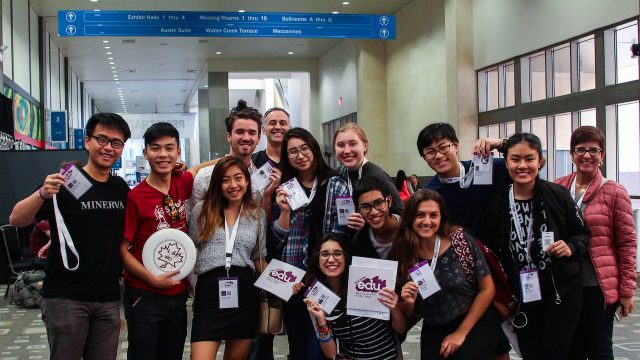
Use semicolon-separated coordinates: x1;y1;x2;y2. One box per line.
555;126;637;360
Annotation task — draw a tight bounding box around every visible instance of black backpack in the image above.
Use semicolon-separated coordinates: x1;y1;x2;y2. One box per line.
12;270;45;309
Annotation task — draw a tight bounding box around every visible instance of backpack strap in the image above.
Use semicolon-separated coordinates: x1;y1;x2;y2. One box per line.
450;228;475;283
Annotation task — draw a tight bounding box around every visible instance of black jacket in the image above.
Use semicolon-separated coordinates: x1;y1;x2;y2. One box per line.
349;226;381;260
480;180;591;300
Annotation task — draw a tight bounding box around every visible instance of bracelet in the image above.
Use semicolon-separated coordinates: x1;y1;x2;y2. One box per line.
318;334;333;342
38;187;48;201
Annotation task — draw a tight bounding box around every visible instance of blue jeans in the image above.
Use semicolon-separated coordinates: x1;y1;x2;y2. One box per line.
123;286;188;360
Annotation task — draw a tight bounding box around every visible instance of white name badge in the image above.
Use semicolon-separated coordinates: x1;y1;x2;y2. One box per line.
251;162;274;193
472;154;493;185
280;178;309;211
61;164;92;199
218;277;239;309
519;269;542;303
408;259;441;299
541;231;554;252
336;196;355;226
304;279;341;314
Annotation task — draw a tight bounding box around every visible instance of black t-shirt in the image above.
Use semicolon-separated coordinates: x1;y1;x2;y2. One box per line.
252;150;279;169
37;169;129;301
303;181;328;255
342;161;404;214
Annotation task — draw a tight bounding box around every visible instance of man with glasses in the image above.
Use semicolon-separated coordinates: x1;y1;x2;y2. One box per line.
9;113;131;360
348;176;400;260
416;122;511;360
120;122;200;360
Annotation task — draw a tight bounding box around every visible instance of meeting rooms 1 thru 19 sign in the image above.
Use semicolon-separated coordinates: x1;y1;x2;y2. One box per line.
58;10;395;40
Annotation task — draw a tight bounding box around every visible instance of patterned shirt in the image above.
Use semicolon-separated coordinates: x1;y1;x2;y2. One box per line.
272;176;349;269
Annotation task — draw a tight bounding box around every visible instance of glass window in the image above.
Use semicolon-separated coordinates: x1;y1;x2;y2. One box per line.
580;108;596;126
617;101;639;196
488;124;500;139
478;125;489;138
500;121;516;138
504;63;515;107
616;21;639;83
530;117;548;180
578;35;596;91
530;52;546;101
487;67;499;111
553;44;571;97
554;113;573;179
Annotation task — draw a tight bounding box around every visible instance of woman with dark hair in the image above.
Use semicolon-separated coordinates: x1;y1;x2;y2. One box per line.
395;170;412;202
274;127;349;359
481;133;591;360
302;233;404;359
188;156;266;360
554;126;636;359
395;189;500;359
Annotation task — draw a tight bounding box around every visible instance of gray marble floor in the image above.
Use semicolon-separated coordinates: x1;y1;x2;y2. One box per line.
0;284;638;359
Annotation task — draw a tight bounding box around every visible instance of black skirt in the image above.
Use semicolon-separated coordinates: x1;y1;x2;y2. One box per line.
191;266;259;342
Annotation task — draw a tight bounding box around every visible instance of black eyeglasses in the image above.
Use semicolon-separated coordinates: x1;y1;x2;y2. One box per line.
287;144;312;159
264;107;290;118
573;147;602;156
88;135;125;149
163;194;181;222
319;250;344;259
423;143;455;160
358;198;389;214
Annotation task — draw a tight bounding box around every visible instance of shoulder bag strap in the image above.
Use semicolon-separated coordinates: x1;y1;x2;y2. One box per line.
580;177;609;213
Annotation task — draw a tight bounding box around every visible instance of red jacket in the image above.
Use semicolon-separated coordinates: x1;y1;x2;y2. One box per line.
556;170;637;305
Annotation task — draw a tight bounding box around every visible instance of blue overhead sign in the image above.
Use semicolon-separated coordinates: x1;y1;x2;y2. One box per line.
58;10;395;39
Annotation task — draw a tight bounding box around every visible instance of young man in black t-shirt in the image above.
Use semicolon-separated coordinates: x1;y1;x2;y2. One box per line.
9;113;131;360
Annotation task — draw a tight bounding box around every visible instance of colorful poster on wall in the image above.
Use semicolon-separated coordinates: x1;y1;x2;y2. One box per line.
13;92;44;148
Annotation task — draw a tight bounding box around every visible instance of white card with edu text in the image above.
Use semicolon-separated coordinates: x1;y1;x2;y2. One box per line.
473;154;493;185
251;162;275;193
408;259;441;299
254;259;306;302
218;277;238;309
61;163;92;199
519;269;542;303
336;196;355;226
304;279;341;314
280;178;310;211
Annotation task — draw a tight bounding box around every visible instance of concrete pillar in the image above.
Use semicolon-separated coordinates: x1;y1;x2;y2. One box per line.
208;72;229;160
197;89;210;162
445;0;477;161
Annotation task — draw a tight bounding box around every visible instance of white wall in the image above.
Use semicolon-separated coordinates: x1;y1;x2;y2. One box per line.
2;0;12;80
12;0;29;91
474;0;639;69
318;40;358;122
30;7;40;101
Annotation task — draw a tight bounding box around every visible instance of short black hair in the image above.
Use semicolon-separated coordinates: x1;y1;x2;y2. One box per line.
143;122;180;147
226;99;263;135
352;176;390;207
416;122;459;157
85;113;131;140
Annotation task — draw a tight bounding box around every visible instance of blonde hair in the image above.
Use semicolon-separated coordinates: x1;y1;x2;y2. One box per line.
332;123;369;155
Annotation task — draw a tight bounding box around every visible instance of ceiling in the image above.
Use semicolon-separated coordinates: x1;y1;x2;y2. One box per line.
30;0;411;114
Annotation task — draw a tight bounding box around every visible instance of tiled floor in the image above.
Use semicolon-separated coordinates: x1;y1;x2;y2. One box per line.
0;284;638;359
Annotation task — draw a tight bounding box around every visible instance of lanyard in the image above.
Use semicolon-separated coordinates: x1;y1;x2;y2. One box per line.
429;235;441;273
508;185;534;259
438;162;473;189
569;176;591;208
224;204;243;276
305;178;319;205
53;194;80;271
346;158;368;193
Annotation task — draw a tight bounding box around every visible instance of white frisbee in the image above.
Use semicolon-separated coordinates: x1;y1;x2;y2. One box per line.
142;228;196;281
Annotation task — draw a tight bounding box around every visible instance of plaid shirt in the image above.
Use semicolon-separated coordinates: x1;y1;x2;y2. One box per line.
272;176;349;269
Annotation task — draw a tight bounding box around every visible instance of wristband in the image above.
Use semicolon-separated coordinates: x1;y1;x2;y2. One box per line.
38;187;48;201
318;334;333;342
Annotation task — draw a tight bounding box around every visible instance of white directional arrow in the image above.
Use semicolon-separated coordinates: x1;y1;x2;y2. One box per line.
66;12;76;22
380;28;389;38
66;25;76;35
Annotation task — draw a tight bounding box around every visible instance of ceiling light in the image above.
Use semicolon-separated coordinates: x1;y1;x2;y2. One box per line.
91;0;99;2
109;62;115;65
216;51;222;55
108;57;114;60
204;85;208;88
238;10;245;13
106;52;112;55
342;1;350;4
332;11;339;14
114;78;119;80
115;81;120;84
102;40;109;43
104;46;110;49
112;70;117;73
111;66;116;69
288;51;294;55
93;9;100;12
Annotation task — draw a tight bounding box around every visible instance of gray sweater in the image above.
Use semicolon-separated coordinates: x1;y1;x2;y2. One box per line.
189;203;266;275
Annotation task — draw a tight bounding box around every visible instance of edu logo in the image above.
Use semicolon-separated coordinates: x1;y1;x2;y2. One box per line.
269;269;298;283
355;276;386;293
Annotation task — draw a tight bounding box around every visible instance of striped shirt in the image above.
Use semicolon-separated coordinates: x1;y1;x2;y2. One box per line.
328;310;399;360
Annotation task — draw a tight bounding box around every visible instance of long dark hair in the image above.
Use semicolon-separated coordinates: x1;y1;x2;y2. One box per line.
390;189;458;281
197;156;258;241
280;127;338;184
305;233;351;299
395;170;407;191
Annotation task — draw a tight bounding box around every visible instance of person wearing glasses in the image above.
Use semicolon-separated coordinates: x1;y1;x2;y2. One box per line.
188;156;267;360
273;127;349;360
332;123;403;215
554;126;636;359
349;176;401;260
120;122;201;360
302;233;404;359
9;113;132;359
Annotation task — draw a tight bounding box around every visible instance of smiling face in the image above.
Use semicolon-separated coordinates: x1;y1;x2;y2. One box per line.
286;137;315;175
227;118;260;157
221;164;248;204
422;138;459;178
84;124;126;171
357;190;391;231
506;142;543;188
334;129;367;171
143;135;180;176
412;200;441;242
263;110;290;145
318;240;346;279
571;140;604;179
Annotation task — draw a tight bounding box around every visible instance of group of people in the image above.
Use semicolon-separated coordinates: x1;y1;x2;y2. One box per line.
8;100;637;360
